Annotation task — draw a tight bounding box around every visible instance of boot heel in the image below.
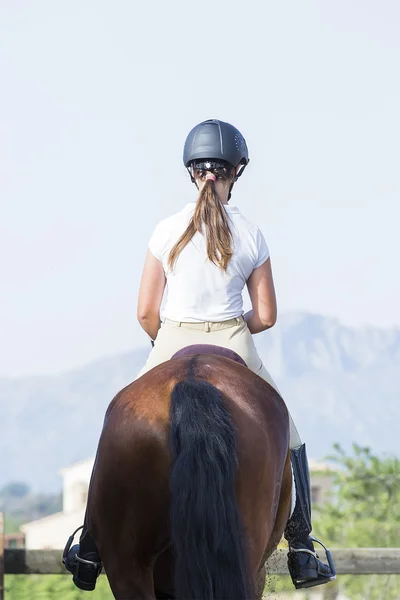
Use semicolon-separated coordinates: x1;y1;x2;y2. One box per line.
288;551;336;590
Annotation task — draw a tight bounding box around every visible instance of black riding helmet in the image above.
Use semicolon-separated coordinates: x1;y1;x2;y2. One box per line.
183;119;249;185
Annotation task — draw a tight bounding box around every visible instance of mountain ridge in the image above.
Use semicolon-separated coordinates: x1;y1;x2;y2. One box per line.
1;312;398;492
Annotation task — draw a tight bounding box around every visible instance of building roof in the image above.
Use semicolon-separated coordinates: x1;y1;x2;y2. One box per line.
308;458;337;473
59;457;94;475
20;511;65;531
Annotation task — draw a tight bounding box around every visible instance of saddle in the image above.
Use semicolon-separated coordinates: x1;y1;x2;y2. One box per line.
172;344;247;367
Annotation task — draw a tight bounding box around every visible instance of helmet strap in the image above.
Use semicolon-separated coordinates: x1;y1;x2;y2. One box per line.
187;166;197;185
235;162;247;178
228;182;235;202
227;162;246;200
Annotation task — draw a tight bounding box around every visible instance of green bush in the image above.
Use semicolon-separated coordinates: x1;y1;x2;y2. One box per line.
4;575;113;600
313;444;400;600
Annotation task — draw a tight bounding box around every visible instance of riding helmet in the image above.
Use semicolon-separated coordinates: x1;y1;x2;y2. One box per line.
183;119;249;177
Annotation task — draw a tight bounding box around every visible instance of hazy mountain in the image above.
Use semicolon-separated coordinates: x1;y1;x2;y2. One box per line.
1;313;399;491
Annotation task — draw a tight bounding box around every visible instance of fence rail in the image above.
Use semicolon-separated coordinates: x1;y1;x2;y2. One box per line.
1;514;400;600
3;547;400;576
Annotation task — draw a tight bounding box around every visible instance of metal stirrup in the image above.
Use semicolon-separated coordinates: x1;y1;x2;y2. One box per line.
75;554;103;569
309;536;337;578
62;525;103;571
62;525;84;563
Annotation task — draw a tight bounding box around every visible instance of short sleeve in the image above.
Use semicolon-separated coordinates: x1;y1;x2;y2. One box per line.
254;228;270;268
148;221;168;262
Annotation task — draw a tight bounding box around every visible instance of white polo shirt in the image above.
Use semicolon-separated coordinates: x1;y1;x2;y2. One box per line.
148;203;269;323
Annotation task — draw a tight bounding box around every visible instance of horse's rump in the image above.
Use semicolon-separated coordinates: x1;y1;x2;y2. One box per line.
86;354;292;600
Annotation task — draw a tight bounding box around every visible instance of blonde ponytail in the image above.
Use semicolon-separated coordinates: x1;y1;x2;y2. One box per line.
168;169;234;271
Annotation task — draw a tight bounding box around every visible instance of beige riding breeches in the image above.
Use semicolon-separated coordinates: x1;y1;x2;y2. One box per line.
136;317;302;449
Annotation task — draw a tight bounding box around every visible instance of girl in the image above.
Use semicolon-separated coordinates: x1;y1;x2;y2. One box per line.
136;119;335;591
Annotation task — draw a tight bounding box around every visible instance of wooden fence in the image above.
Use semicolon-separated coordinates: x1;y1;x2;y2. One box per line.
1;513;399;599
0;514;3;600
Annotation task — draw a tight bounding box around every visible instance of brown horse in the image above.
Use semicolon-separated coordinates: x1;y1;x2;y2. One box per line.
82;348;292;600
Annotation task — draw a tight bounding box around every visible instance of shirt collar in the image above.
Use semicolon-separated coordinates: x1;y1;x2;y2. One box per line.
184;203;240;214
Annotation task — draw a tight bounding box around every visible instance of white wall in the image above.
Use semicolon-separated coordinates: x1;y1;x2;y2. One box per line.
21;508;85;549
61;458;94;513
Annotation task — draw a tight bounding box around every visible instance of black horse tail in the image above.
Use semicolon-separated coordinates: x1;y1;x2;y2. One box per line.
169;378;254;600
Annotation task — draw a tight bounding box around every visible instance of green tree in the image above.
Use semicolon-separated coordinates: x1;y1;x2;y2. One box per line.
0;480;62;534
0;482;30;498
314;443;400;600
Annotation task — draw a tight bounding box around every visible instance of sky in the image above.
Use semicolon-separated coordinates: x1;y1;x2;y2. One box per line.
1;0;399;377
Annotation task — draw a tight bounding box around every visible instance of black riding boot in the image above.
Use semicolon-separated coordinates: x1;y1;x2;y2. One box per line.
62;524;103;591
284;444;336;590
